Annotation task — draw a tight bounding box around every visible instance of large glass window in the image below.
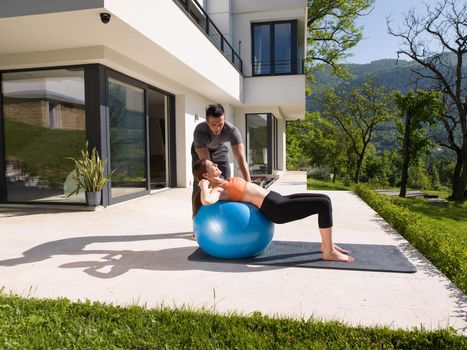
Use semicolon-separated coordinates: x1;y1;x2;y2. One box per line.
2;68;86;203
247;114;268;174
246;113;278;174
108;77;146;199
252;21;297;76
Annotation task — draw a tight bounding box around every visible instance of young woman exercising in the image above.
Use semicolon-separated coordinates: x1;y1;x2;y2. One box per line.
193;159;354;262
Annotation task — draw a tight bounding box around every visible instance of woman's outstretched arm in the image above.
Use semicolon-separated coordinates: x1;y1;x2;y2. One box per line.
199;179;224;205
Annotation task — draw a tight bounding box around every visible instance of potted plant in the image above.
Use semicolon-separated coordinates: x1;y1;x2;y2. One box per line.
67;141;114;206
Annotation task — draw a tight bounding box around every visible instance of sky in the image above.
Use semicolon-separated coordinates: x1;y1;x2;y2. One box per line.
346;0;430;64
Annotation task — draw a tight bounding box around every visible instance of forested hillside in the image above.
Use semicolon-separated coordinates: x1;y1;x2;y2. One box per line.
307;56;467;113
306;56;466;153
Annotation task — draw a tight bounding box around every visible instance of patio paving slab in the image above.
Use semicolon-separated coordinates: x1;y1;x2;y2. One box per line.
0;171;465;335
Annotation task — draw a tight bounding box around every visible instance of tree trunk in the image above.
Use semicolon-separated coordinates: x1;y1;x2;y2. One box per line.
400;114;411;197
451;147;465;199
463;135;467;198
354;156;363;183
332;165;337;183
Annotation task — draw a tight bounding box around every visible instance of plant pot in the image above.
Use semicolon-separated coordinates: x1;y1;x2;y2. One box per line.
85;191;102;207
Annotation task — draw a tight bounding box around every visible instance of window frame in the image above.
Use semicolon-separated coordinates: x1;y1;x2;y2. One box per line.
251;20;298;76
0;64;177;206
245;113;278;174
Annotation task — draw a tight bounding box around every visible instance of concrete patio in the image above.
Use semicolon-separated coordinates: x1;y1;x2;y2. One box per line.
0;171;466;335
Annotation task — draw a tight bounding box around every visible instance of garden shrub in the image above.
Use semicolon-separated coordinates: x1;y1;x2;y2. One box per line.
355;185;467;294
307;167;330;180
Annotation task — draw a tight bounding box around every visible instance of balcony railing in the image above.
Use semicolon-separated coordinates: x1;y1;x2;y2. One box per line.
252;59;305;76
174;0;243;73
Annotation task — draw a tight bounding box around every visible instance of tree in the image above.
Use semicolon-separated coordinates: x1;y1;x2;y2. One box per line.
307;0;374;85
394;90;444;197
388;0;467;199
286;112;348;181
322;80;394;183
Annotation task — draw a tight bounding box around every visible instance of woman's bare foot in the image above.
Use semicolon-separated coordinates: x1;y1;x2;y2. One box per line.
321;244;351;255
322;249;354;262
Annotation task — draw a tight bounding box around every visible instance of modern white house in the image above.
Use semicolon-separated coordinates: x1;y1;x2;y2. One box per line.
0;0;307;206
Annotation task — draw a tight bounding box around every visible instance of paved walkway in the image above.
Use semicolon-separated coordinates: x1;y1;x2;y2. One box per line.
0;172;466;335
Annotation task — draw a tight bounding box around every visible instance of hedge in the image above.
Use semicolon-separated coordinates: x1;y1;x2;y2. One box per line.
355;185;466;294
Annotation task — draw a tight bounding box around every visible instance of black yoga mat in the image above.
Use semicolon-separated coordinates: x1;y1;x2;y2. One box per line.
188;241;417;273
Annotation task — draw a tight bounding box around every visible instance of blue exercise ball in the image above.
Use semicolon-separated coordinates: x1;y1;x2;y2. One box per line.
193;201;274;259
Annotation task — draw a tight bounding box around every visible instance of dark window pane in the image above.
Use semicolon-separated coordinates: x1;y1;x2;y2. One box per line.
274;23;292;73
2;69;86;203
253;24;270;75
148;89;167;189
108;78;146;199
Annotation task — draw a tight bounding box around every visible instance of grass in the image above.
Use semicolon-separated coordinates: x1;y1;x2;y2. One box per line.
308;178;466;246
307;177;352;191
0;292;465;349
390;192;467;246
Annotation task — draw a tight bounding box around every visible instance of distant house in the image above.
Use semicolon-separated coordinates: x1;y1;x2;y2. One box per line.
0;0;307;206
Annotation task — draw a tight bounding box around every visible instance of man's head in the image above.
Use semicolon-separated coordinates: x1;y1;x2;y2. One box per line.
206;103;225;135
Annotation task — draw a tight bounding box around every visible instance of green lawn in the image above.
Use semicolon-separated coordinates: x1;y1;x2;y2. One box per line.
308;179;466;246
390;192;467;246
0;293;464;349
307;177;352;191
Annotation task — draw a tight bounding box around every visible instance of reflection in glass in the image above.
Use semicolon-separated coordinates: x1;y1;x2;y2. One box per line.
274;23;292;74
108;78;146;199
2;69;86;203
247;114;268;174
148;89;167;189
253;24;271;75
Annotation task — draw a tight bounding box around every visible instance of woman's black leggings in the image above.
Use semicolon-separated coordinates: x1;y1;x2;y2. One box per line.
260;191;333;228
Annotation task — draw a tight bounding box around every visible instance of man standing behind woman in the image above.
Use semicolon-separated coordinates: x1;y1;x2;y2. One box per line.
191;103;251;216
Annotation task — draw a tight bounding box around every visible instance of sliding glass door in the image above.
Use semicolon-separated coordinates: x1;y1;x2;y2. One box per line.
0;65;175;206
107;76;147;201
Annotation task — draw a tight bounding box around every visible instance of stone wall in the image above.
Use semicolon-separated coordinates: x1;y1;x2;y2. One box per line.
3;97;85;130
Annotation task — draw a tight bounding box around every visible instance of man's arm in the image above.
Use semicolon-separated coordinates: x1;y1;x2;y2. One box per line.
232;143;251;182
195;147;211;161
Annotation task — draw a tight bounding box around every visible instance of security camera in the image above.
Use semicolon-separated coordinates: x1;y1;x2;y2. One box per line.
100;12;111;24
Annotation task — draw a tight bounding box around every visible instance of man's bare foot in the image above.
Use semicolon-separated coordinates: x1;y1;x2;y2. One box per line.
322;250;354;262
321;244;351;255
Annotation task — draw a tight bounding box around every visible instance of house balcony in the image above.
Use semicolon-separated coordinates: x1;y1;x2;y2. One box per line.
252;59;305;77
243;74;306;120
173;0;243;73
0;0;242;103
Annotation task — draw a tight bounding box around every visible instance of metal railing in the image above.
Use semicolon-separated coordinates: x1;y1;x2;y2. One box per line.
252;59;305;76
174;0;243;73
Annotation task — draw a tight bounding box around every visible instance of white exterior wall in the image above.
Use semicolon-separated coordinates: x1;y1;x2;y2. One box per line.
103;0;241;102
205;0;233;43
0;1;242;104
277;119;286;171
